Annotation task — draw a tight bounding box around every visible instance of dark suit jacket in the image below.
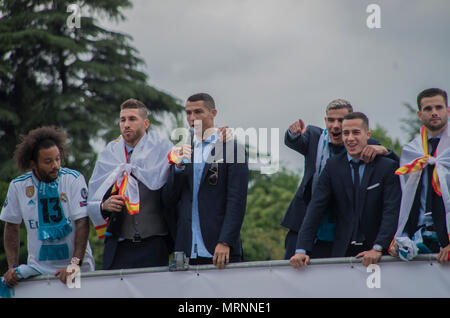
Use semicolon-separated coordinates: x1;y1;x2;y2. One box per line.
281;125;399;233
296;153;401;256
162;140;249;259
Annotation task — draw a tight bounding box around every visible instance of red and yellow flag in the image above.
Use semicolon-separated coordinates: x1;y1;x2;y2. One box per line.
95;223;108;239
111;174;140;215
395;126;441;196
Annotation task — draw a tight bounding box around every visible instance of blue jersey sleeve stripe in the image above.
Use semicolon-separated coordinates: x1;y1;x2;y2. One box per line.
12;172;32;183
60;167;81;178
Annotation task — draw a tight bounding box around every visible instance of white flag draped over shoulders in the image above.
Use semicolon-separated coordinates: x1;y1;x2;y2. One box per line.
87;130;173;238
394;125;450;240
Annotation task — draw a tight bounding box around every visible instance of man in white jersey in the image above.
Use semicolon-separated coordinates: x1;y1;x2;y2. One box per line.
1;126;94;287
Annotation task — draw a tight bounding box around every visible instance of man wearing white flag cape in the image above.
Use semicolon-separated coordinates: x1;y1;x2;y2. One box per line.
390;88;450;264
87;99;176;270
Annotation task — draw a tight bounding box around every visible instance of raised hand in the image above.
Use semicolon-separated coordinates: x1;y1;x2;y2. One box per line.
289;119;306;135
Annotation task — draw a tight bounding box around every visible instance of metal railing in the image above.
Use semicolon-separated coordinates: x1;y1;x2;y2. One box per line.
26;253;439;282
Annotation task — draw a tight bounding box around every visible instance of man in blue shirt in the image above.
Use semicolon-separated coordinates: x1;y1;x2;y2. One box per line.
163;93;249;269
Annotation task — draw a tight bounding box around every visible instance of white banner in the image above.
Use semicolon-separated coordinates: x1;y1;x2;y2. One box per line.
9;257;450;298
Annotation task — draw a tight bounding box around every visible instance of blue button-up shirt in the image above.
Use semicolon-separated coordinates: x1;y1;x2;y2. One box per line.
175;131;219;259
347;153;365;183
191;132;219;259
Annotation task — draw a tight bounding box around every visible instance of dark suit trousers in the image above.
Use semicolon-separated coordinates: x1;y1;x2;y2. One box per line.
106;235;170;270
310;240;333;259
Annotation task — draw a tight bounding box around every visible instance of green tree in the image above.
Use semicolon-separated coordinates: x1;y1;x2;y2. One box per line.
242;169;300;261
370;124;403;157
400;103;422;142
0;0;182;272
0;0;183;183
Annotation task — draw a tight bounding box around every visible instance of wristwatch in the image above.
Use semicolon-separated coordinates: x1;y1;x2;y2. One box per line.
71;257;81;266
373;244;383;253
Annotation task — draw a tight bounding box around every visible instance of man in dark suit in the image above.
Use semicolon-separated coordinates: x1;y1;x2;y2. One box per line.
162;93;249;269
282;99;398;259
290;112;401;268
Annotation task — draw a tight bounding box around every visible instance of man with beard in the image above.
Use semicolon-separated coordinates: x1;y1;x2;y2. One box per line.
281;99;399;260
390;88;450;263
87;98;175;270
1;126;94;287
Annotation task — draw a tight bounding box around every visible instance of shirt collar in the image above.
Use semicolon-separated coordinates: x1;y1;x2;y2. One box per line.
347;153;362;164
428;134;441;140
125;144;134;154
194;130;219;147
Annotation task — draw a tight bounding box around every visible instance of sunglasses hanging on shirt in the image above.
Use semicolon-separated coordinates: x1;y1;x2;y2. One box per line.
208;161;218;186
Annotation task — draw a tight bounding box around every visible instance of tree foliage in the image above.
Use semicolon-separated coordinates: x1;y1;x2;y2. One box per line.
0;0;182;272
0;0;183;183
242;169;300;261
370;124;403;158
400;102;422;142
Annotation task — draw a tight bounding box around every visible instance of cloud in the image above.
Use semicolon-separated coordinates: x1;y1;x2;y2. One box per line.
101;0;450;172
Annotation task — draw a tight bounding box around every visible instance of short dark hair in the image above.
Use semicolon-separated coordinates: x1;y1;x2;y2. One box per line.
417;88;448;110
187;93;215;110
120;98;149;119
13;126;67;172
343;112;369;130
326;99;353;114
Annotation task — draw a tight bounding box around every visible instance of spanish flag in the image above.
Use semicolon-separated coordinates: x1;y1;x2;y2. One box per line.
111;173;140;215
395;125;441;196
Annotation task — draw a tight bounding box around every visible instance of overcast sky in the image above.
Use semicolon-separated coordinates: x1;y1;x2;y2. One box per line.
102;0;450;173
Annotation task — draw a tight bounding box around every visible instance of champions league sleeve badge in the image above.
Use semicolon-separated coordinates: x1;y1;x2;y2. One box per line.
80;188;88;199
79;188;88;207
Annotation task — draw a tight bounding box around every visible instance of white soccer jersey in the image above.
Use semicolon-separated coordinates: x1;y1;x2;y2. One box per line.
0;168;95;275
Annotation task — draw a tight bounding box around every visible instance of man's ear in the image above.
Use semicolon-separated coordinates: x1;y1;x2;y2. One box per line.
417;110;423;122
145;119;150;130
